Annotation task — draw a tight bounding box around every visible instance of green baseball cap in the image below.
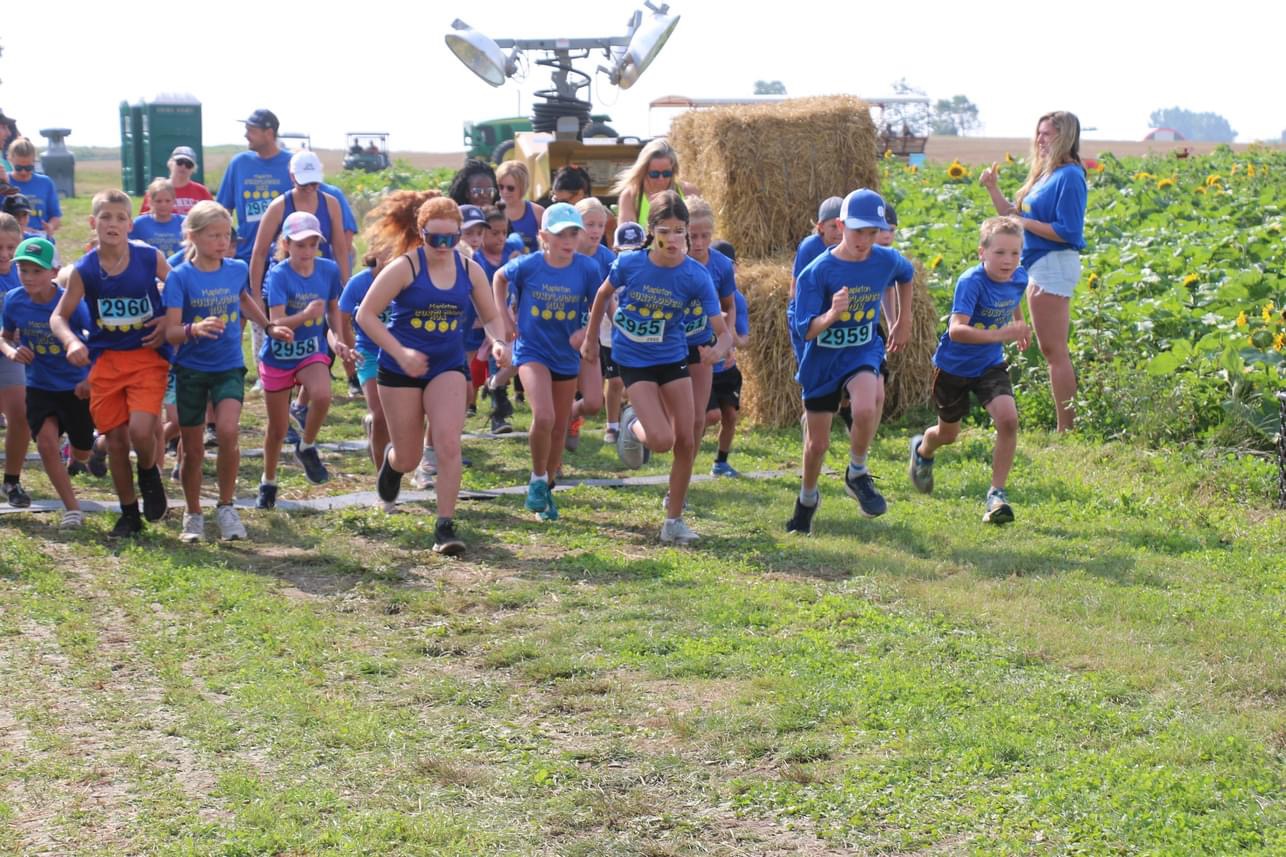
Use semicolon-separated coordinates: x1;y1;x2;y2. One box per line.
14;237;55;270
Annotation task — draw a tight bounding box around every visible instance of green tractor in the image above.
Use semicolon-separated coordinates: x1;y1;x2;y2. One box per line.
465;115;617;163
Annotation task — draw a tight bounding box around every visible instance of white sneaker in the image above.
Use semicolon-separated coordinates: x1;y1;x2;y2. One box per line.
59;509;85;529
659;517;699;546
216;504;247;541
411;447;436;489
180;512;205;543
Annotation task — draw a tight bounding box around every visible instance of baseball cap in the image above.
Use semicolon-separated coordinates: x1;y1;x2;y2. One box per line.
14;237;56;270
242;109;280;132
816;196;843;223
170;145;198;165
2;194;32;215
282;211;323;242
842;188;891;231
542;202;583;234
460;205;487;229
614;221;645;250
289;151;324;186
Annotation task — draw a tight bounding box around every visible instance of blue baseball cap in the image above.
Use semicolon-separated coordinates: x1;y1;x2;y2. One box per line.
614;221;645;249
842;188;890;230
460;205;487;229
542;202;583;234
242;109;280;131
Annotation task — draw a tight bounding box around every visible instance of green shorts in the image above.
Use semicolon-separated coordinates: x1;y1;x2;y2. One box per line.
175;365;246;427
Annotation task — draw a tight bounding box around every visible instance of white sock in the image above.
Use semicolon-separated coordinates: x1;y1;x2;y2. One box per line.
299;440;315;451
260;476;276;487
607;422;620;431
531;472;546;483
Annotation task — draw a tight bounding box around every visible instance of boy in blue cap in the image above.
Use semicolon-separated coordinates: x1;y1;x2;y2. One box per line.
787;189;915;534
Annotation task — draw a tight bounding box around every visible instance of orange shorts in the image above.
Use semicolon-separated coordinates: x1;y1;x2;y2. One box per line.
88;348;170;432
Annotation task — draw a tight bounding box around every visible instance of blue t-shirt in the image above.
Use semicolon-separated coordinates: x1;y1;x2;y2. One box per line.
688;248;736;345
164;258;251;373
338;267;389;354
475;238;526;288
588;243;616;280
933;264;1029;378
129;214;186;258
713;289;749;375
2;286;91;391
259;257;341;369
319;182;358;234
793;245;915;400
378;249;473;378
1019;163;1087;267
0;267;19;292
607;252;720;369
10;173;62;232
216;149;293;262
502;251;601;377
788;234;834;363
75;242;171;360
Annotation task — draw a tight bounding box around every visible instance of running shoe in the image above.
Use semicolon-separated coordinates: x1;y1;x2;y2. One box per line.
216;504;247;540
659;517;699;546
616;406;645;469
603;427;619;444
908;434;934;494
565;415;584;451
982;488;1014;525
60;509;85;529
539;491;559;522
294;443;329;485
711;460;740;478
378;448;404;505
110;509;143;538
432;519;466;556
87;445;108;478
785;497;818;535
137;464;169;521
844;470;886;518
256;483;278;510
68;458;89;478
180;512;205;543
491;384;514;420
411;447;436;489
347;375;362;398
204;424;218;449
525;478;550;514
2;481;31;508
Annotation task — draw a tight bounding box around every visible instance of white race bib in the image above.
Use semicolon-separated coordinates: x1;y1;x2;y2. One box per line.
271;336;320;361
614;310;665;344
816;323;873;349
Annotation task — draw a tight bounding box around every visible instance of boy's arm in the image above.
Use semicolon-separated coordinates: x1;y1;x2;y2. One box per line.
887;277;915;353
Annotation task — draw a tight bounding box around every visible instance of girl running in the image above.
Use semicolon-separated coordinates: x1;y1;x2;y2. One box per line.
581;191;730;545
563;197;614;450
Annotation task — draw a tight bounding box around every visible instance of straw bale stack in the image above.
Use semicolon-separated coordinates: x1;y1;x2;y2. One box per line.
670;96;879;259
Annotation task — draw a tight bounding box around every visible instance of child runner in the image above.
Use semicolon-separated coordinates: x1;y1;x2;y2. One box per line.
909;216;1029;524
493;203;603;520
495;161;545;254
581;191;731;545
51;189;172;537
1;237;94;526
256;211;352;507
357;192;510;556
0;213;31;506
129;178;186;258
459;204;491;416
563;197;614;451
600;221;646;443
164;202;286;541
339;252;392;472
474;206;525;435
5;137;61;239
789;196;843;364
705;239;750;477
787;188;914;535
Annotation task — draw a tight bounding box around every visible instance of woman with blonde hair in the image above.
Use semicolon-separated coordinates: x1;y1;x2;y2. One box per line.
612;139;699;228
980;111;1086;432
495;161;545;254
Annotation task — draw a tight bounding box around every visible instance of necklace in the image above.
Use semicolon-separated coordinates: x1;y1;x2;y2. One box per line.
97;246;130;279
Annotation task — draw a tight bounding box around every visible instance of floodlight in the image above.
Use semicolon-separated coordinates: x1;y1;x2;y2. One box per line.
445;19;511;87
615;4;680;89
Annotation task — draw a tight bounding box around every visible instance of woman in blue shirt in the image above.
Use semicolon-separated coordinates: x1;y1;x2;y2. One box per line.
981;110;1087;432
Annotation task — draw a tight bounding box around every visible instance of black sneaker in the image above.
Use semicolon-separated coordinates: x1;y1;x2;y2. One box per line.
844;469;887;517
432;519;466;556
490;413;513;435
294;443;330;485
109;510;143;538
87;445;108;478
2;481;31;508
137;464;169;522
284;422;301;446
785;497;818;535
68;459;89;478
377;450;403;504
256;483;278;510
908;433;934;494
492;385;514;421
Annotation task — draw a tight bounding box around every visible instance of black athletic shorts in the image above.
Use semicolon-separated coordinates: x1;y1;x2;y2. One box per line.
803;362;886;414
932;363;1014;423
618;360;690;388
687;336;716;367
377;365;468;390
600;345;620;380
26;387;95;451
707;365;743;411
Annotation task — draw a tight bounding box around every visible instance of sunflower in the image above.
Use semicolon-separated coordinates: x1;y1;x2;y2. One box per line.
1087;272;1099;290
1229;164;1240;175
883;149;894;160
905;164;918;174
1156;177;1175;190
1005;152;1015;164
1091;162;1105;173
1275;333;1285;351
1247;163;1257;178
1205;174;1221;186
928;254;943;270
1133;171;1154;181
1235;310;1248;328
1262;302;1276;323
946;160;968;180
1194;186;1207;195
1182;273;1199;287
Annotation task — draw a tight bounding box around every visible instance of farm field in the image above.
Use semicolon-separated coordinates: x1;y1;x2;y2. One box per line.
1;138;1283;855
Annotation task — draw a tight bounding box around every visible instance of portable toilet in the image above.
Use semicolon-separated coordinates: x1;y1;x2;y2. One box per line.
140;94;204;187
119;101;145;196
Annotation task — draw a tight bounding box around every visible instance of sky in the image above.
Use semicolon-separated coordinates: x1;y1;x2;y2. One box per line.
3;0;1283;155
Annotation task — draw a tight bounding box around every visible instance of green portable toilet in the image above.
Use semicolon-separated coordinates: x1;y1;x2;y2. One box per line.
119;101;145;196
140;95;204;187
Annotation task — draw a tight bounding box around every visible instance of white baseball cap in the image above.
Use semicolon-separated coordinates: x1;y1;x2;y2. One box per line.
290;150;324;186
282;211;324;242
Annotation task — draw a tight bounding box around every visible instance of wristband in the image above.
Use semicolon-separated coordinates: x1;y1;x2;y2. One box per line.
185;323;193;340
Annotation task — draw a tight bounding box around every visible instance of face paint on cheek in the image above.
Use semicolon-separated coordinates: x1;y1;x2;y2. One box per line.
656;237;667;251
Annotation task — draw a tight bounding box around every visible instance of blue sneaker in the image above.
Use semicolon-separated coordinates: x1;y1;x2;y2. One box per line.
908;434;934;494
844;469;887;517
539;491;559;522
711;460;740;478
525;478;549;513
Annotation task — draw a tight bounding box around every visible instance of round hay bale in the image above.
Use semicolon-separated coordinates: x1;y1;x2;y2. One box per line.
736;259;800;428
671;97;879;260
880;260;938;421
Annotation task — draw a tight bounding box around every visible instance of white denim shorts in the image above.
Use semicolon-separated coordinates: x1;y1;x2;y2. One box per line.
1026;249;1081;298
0;353;26;389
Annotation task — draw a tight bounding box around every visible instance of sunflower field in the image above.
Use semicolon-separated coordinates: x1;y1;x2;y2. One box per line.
882;145;1285;449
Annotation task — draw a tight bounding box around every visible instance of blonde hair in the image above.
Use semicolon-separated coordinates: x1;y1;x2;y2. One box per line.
685;195;715;227
147;177;176;199
7;136;36;160
979;215;1024;247
0;212;21;237
574;197;608;220
611;139;680;200
91;189;132;217
1015;111;1082;211
182;201;232;261
495;161;530;195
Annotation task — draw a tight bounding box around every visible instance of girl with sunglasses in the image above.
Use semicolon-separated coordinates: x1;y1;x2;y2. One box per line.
139;146;212;216
358;192;510;556
612;139;699;229
580;191;731;546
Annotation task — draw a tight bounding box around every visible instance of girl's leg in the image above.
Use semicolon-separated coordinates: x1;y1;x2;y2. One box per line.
572;358;603;420
378;385;428;475
179;424;205;513
213;398;243;505
546;377;578;479
624;382;675;452
518;364;556;475
606;377;625;429
424;372;468;519
1028;285;1075;432
686;362;714;464
984;395;1019;491
262;389;292;482
295;363;333;444
658;377;696;518
1;386;30;483
35;418;78;511
363;379;390;469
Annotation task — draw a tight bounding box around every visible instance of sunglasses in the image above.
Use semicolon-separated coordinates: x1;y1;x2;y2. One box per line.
422;230;461;249
647;170;673;179
174;159;195;168
498;183;519;192
468;186;495;198
11;165;34;173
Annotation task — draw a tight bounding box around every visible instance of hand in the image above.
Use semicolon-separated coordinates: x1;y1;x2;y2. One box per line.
141;315;167;350
304;299;327;321
398;346;429;378
579;336;599;365
829;287;850;318
1003;320;1031;348
980;162;1000;190
569;327;586;350
195;317;225;339
492;339;512;369
9;344;35;365
351;348;365;366
74;379;91;400
266;323;294;343
65;339;90;367
333;341;354;363
887;316;912;353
